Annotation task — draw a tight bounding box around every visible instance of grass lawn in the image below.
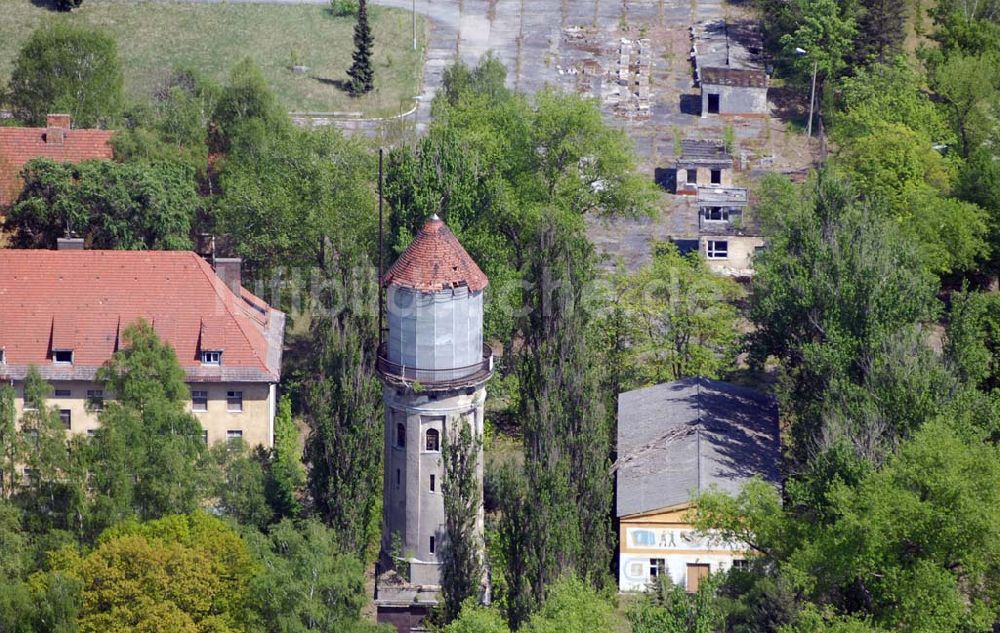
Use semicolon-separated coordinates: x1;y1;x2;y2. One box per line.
0;0;426;117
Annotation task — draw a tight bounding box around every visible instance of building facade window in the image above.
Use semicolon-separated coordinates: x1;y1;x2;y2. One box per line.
710;169;722;184
192;391;208;412
686;169;697;185
396;423;406;448
395;468;401;488
87;390;104;411
86;429;97;438
732;559;749;571
429;474;436;492
201;351;222;365
429;536;436;554
52;350;73;364
703;207;729;222
649;558;666;579
0;349;5;364
54;389;71;397
25;429;38;447
201;430;209;445
706;240;729;259
226;429;243;444
425;428;440;452
226;391;243;412
59;409;71;429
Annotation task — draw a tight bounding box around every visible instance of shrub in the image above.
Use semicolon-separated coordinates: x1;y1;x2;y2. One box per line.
331;0;359;16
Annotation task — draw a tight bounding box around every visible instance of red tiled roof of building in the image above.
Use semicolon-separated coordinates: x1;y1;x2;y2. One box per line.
0;250;284;383
0;115;114;207
382;215;489;293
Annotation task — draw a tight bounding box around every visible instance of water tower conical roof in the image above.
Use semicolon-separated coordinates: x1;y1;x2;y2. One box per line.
382;215;488;292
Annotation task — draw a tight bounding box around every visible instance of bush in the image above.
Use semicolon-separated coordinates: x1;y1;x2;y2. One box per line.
7;22;123;127
331;0;359;16
55;0;83;10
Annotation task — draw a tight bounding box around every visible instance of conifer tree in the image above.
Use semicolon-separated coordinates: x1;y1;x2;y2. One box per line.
347;0;374;96
440;420;485;622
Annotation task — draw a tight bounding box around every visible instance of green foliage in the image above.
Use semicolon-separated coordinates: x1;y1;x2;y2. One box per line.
947;289;1000;393
697;419;1000;632
112;67;220;178
15;367;88;538
929;53;1000;159
853;0;907;63
211;57;289;152
58;513;258;632
347;0;374;95
440;421;485;622
9;158;196;250
215;125;374;274
210;441;273;531
501;216;613;626
7;22;123;127
605;242;742;388
628;575;723;633
750;172;956;471
521;575;616;633
441;600;511;633
267;396;304;520
780;0;857;80
832;62;953;145
246;518;384;632
0;384;19;500
331;0;360;17
88;320;207;531
303;255;383;561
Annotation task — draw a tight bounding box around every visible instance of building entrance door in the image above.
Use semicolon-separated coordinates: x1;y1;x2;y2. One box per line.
686;563;710;593
707;93;721;114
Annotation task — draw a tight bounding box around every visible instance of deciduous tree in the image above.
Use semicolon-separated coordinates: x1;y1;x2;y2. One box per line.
440;421;484;622
7;23;123;127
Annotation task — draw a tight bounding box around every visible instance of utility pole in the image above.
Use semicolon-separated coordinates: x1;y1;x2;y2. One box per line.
807;59;817;138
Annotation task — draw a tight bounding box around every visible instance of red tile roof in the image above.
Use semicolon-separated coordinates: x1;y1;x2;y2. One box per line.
382;215;488;293
0;119;114;207
0;250;284;383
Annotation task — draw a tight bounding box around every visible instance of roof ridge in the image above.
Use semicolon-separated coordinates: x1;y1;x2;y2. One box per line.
191;255;270;375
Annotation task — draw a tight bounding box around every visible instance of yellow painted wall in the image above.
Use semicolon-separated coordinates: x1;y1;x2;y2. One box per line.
12;379;273;447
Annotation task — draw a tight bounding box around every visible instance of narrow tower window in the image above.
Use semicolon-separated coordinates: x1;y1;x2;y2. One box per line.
425;428;440;452
395;423;406;448
429;536;435;554
429;474;436;492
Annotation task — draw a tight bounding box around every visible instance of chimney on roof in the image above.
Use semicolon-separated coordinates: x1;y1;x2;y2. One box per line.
45;114;70;146
56;237;84;250
213;258;243;297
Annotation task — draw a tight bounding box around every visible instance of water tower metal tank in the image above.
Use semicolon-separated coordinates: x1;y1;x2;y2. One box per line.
379;215;492;386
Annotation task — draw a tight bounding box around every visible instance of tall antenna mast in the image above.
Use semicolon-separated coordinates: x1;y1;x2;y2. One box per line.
378;147;385;346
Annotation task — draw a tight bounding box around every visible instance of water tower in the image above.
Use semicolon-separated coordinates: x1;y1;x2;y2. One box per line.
376;214;492;592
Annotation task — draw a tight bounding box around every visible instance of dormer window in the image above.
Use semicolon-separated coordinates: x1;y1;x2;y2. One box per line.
201;351;222;365
53;349;73;364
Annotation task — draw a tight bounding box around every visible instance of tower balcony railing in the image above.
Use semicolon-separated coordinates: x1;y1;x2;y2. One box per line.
376;342;494;390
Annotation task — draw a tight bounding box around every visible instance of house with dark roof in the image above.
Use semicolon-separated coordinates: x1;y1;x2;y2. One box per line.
0;114;114;208
691;20;769;117
675;139;734;195
616;377;780;592
0;248;285;448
